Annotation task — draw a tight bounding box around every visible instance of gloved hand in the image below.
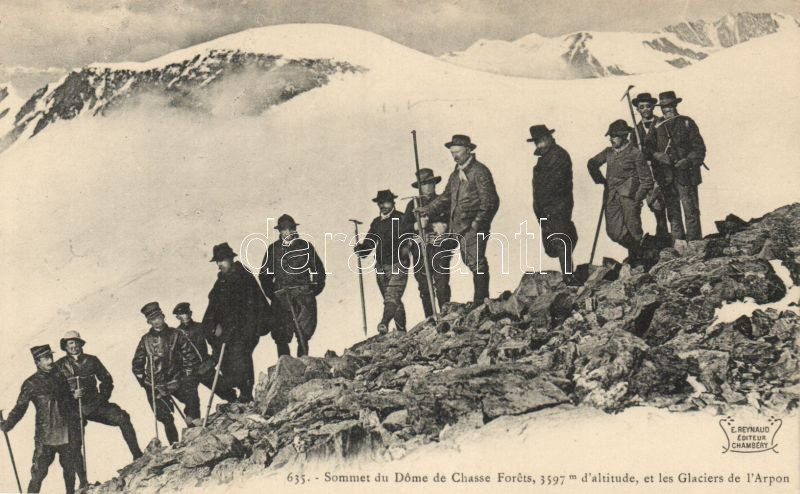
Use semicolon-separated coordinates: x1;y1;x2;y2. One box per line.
72;388;84;400
592;175;607;185
652;152;672;165
674;158;690;170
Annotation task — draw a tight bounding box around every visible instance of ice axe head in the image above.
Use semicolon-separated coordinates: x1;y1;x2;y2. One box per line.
621;84;635;101
348;219;363;225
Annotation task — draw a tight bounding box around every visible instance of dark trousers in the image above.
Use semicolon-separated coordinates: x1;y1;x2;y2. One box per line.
413;245;453;318
460;229;490;305
143;383;200;444
29;442;79;494
198;367;238;402
538;213;578;275
376;264;408;329
218;340;255;402
272;290;318;357
660;182;702;241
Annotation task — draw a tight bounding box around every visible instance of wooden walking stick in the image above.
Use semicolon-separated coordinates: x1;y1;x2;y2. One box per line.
76;377;87;478
168;396;189;426
148;353;159;442
349;219;368;336
589;190;606;266
410;130;439;321
203;342;226;427
274;287;309;356
0;410;22;493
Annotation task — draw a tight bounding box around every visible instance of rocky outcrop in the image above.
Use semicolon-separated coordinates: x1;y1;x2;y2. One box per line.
87;203;800;492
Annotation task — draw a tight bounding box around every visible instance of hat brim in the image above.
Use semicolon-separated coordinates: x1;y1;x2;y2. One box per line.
372;195;398;203
444;142;476;150
526;129;556;142
632;98;657;106
657;98;682;107
411;176;442;188
60;338;86;351
274;223;299;230
210;253;237;262
605;130;632;136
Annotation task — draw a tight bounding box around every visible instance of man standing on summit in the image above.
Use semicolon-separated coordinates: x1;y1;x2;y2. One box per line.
646;90;707;242
418;134;499;306
527;124;578;278
202;242;270;403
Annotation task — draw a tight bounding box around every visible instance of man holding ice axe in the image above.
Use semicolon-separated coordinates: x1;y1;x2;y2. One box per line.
401;168;454;319
1;344;83;494
259;214;326;357
57;330;142;488
132;302;201;444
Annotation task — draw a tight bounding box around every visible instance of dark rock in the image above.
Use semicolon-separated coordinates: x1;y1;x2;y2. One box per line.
180;433;246;468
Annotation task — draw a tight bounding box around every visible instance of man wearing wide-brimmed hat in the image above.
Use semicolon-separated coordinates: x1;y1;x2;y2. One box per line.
527;124;578;278
418;134;500;306
1;344;83;494
173;303;238;402
588;119;654;264
260;214;326;356
355;189;408;333
57;330;142;477
132;301;202;444
202;242;270;403
400;168;455;318
631;92;671;246
645;90;707;241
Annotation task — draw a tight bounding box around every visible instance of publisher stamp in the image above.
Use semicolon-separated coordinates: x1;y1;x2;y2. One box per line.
719;416;782;454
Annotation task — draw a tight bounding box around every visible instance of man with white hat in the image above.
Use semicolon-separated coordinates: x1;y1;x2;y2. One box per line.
57;330;142;467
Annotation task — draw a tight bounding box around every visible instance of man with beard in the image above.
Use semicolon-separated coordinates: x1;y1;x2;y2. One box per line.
646;90;707;242
588;119;654;265
400;168;454;318
57;330;142;489
527;125;578;279
259;214;326;357
418;135;500;306
172;303;237;402
355;190;408;334
631;92;671;246
202;242;270;403
1;345;83;494
132;302;201;444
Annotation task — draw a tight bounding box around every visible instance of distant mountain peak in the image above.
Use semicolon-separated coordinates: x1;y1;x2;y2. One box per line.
441;11;798;79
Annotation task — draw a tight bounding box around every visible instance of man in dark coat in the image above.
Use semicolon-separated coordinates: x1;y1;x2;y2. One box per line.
527;125;578;277
259;214;326;357
400;168;455;318
132;302;201;444
1;345;83;494
202;243;269;403
646;90;707;241
173;303;237;402
588;119;654;264
419;135;500;306
355;190;408;334
57;330;142;488
631;92;671;246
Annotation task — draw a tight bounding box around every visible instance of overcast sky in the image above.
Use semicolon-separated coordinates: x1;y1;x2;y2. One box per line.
2;0;799;91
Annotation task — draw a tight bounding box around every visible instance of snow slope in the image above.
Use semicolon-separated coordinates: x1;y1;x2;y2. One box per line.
0;82;23;137
441;12;798;79
0;23;798;491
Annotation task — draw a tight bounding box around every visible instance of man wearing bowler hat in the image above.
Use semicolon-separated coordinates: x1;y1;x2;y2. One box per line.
401;168;455;318
1;344;83;494
173;303;238;402
260;214;326;357
355;190;408;334
527;125;578;278
57;330;142;476
588;119;654;264
646;90;707;242
202;242;270;403
631;92;671;246
418;134;500;306
132;302;201;444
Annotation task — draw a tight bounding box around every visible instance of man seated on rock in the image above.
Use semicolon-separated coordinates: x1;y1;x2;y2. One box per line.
588;119;654;267
132;302;202;444
173;302;237;402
